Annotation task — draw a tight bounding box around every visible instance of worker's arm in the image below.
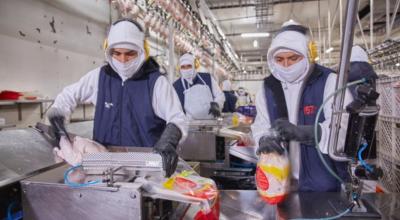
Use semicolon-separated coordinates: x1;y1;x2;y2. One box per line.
51;67;100;116
251;87;287;154
251;85;273;147
210;76;225;109
152;76;188;177
318;73;354;154
152;75;188;142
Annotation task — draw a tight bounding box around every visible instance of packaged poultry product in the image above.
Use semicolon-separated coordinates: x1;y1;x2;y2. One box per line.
163;170;220;220
256;152;290;204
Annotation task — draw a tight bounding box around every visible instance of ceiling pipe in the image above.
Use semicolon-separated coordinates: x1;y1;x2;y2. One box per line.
370;0;374;49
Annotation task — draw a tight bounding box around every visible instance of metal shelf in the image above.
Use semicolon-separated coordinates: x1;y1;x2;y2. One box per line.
0;99;54;120
0;124;16;130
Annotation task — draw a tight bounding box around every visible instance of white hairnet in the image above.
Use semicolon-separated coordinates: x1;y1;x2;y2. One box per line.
267;21;309;63
350;45;369;62
179;53;195;67
106;21;144;54
267;20;310;82
104;20;146;78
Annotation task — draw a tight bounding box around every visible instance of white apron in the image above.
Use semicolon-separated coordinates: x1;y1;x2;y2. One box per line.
182;75;214;119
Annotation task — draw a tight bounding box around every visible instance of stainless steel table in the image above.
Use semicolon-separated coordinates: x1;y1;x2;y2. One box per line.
219;190;400;220
0;127;61;218
0;128;59;187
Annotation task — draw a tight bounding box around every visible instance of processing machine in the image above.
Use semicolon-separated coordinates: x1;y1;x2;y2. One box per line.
20;149;217;220
176;115;257;190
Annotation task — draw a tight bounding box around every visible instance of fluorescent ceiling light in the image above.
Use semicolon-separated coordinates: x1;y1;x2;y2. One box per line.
325;47;334;53
396;63;400;67
253;40;259;48
241;32;270;38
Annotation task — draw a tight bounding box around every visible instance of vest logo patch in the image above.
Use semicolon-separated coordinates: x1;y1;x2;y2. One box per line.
105;102;114;108
303;105;316;115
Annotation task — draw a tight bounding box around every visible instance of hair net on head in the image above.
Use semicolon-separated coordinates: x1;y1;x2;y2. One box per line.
267;20;309;63
105;21;145;57
350;45;369;62
179;53;195;67
266;20;311;83
105;20;146;79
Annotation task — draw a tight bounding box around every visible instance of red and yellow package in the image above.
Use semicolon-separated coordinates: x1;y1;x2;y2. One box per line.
163;170;219;220
256;153;290;205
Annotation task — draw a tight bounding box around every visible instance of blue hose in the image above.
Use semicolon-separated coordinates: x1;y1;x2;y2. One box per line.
314;78;366;184
6;202;14;220
297;79;364;220
358;142;374;173
6;202;22;220
64;164;101;188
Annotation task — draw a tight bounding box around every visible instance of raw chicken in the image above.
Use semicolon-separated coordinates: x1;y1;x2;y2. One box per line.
53;136;108;166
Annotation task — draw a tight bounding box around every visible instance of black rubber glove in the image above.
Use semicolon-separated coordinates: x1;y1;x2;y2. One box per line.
257;135;285;155
47;107;71;143
209;102;221;118
273;118;321;144
153;123;182;177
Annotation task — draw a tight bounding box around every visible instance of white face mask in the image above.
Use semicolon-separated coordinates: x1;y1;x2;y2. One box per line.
181;69;195;83
111;56;143;80
272;58;309;83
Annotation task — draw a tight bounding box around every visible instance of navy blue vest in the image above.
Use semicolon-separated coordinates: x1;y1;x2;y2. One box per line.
264;64;349;192
222;91;238;113
173;72;213;110
93;58;166;147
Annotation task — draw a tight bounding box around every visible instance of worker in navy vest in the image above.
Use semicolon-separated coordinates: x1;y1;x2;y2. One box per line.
173;53;225;119
221;79;237;113
47;19;187;177
236;87;252;107
348;45;378;97
252;20;353;192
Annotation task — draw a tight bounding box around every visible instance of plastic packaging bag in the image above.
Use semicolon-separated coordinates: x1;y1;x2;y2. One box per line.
255;152;290;204
232;112;254;126
163;170;220;220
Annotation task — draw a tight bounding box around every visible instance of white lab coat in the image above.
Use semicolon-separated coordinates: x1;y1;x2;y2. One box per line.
208;75;225;109
52;66;188;141
251;73;353;179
